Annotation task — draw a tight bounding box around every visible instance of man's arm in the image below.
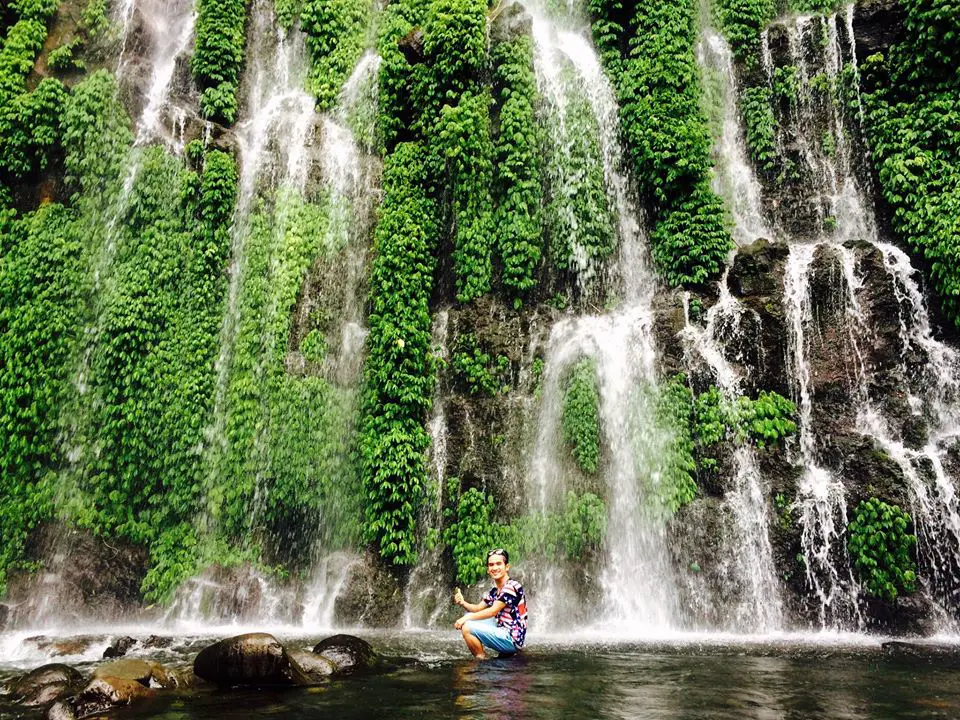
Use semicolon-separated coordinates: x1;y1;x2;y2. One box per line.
454;600;506;629
453;588;487;614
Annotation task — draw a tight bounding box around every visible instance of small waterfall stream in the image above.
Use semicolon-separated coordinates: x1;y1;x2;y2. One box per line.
524;5;677;633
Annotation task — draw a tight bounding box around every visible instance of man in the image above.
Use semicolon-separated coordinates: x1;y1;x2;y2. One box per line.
452;548;527;658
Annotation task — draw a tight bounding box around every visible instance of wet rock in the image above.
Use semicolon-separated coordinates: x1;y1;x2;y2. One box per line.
312;635;378;675
4;524;148;625
25;636;97;658
288;650;336;681
102;636;137;659
399;28;424;64
193;633;311;686
853;0;905;62
0;603;7;630
46;699;76;720
5;664;83;706
95;658;174;689
142;635;173;649
71;676;153;718
333;555;404;627
491;0;532;44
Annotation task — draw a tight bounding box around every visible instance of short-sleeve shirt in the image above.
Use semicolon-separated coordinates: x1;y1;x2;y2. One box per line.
483;579;527;649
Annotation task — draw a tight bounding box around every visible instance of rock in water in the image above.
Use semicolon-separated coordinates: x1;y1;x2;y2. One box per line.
5;664;83;706
312;634;378;674
102;636;137;658
94;658;174;689
288;650;336;682
70;676;153;717
193;633;312;686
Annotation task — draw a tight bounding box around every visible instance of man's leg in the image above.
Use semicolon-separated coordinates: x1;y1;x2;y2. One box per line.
461;620;489;659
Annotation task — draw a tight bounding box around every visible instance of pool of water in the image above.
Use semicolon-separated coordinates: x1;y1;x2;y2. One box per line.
3;630;960;719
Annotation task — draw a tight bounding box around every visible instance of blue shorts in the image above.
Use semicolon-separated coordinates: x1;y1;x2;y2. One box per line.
464;618;518;654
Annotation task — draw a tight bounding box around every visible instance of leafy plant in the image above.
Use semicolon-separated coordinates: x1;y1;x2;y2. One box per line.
192;0;248;124
588;0;733;288
847;498;917;602
561;359;602;474
301;0;369;110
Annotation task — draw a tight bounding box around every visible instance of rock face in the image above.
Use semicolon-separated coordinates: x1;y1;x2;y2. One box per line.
192;633;311;686
853;0;906;61
4;524;149;626
311;634;378;675
4;664;83;707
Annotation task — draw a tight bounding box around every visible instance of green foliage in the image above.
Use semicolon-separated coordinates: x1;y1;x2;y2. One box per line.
443;483;607;585
48;38;83;72
437;90;495;303
359;142;439;566
0;205;85;596
848;498;917;602
0;77;67;179
80;0;108;37
544;84;616;275
561;359;601;475
301;0;369;110
275;0;304;30
451;333;505;396
790;0;841;13
741;84;777;173
589;0;732;288
491;34;542;295
860;0;960;328
714;0;775;65
444;485;502;585
732;390;798;448
652;375;698;512
192;0;248;124
10;0;59;21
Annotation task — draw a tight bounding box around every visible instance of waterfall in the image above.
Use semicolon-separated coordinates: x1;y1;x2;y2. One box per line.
696;29;772;245
523;6;677;634
679;282;784;631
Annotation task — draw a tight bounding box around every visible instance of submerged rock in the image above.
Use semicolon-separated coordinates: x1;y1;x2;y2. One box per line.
312;634;378;674
5;663;83;706
193;633;311;686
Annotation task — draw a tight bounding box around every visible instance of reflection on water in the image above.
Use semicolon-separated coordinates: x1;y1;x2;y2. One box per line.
4;634;960;719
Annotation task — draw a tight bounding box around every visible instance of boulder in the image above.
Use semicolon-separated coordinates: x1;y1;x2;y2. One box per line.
70;676;153;718
193;633;311;686
94;658;174;689
45;700;76;720
102;636;137;659
312;634;378;674
288;650;336;681
5;663;83;706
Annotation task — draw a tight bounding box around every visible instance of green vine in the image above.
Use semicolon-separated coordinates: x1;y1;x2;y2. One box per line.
589;0;732;288
192;0;248;124
860;0;960;328
561;359;601;475
847;498;917;603
301;0;370;110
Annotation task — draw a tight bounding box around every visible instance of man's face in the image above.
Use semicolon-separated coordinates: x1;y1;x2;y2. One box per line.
487;554;508;581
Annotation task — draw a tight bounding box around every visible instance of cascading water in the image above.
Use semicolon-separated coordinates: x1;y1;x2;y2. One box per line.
523;5;680;633
697;29;771;246
679;281;784;632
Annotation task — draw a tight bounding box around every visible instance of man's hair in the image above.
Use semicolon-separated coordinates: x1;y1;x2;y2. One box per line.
487;548;509;563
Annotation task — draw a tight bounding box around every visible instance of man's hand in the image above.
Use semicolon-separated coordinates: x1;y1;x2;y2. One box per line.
454;615;469;630
452;588;464;606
